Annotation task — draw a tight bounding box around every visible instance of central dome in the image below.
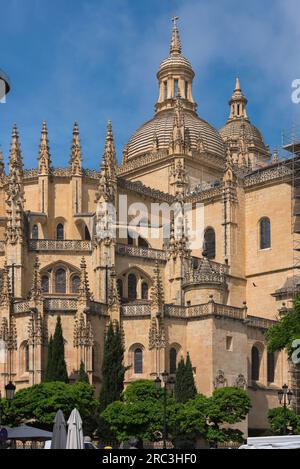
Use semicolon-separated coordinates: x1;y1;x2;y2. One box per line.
126;109;225;160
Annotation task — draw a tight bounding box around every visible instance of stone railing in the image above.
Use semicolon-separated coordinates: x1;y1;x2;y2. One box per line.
121;303;151;317
183;258;229;287
14;301;31;314
165;303;245;320
44;297;78;312
0;240;5;253
244;165;292;188
247;315;276;330
29;239;92;252
116;244;167;262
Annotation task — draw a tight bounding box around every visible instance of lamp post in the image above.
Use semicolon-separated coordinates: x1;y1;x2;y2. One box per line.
155;371;176;450
278;384;293;435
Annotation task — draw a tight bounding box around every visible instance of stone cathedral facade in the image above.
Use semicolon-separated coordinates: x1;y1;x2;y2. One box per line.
0;20;296;434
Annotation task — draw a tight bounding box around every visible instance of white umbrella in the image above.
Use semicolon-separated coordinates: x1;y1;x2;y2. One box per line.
51;410;67;450
66;409;84;450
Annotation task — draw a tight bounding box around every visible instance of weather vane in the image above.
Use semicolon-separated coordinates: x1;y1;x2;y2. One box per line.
172;16;179;28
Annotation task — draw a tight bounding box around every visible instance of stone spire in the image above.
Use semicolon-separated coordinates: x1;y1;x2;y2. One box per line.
170;16;182;55
78;257;91;303
0;146;5;175
70;122;83;176
0;262;11;306
151;261;164;314
30;256;42;300
38;121;51;175
103;120;118;179
9;124;23;176
228;77;248;122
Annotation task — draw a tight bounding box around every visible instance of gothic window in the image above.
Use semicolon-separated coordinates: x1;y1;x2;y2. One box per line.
32;224;39;240
128;273;137;300
117;279;123;300
164;81;168;100
204;228;216;260
55;268;66;294
141;282;149;300
41;275;49;293
134;348;143;374
138;236;149;248
84;226;91;241
170;348;177;374
251;346;260;381
174;79;179;97
267;352;275;383
128;231;134;246
56;223;64;241
260;218;271;250
71;275;81;294
25;343;30;372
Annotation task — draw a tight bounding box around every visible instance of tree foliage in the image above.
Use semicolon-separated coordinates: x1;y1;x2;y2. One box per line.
1;382;100;433
99;322;127;411
268;407;300;435
266;296;300;357
101;380;251;445
78;361;89;383
45;317;68;383
175;353;197;403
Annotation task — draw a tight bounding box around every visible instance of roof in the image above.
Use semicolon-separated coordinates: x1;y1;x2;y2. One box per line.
126;109;225;161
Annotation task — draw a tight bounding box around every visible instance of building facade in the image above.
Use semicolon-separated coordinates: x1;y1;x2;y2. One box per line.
0;20;296;434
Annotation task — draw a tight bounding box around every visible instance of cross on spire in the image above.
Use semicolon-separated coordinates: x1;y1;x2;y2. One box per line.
170;16;181;55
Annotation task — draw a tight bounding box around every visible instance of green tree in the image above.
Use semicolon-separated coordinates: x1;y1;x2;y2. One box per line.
175;353;197;403
99;322;127;411
268;407;300;435
266;296;300;357
78;361;89;383
44;335;53;382
48;317;69;383
1;382;100;433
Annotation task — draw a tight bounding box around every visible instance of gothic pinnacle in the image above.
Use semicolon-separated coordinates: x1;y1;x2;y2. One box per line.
70;122;83;175
170;16;182;55
38;121;51;174
9;124;23;174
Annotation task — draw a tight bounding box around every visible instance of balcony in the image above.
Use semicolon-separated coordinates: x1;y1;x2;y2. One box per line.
28;239;92;252
121;303;151;317
116;244;167;262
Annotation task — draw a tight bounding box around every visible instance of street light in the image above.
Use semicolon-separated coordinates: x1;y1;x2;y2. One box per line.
277;384;293;435
154;371;176;450
5;381;16;402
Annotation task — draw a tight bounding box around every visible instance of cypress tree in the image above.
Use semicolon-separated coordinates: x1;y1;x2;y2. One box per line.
100;322;127;411
175;353;197;403
50;316;69;383
78;360;89;383
45;335;53;382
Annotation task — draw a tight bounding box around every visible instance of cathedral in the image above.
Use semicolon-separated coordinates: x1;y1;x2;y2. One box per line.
0;19;296;435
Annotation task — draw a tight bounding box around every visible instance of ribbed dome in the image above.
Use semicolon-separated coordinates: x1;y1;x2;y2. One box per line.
219;119;268;153
159;55;193;73
127;109;225;160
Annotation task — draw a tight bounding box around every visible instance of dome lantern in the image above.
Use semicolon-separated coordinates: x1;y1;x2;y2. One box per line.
156;17;196;114
228;77;249;122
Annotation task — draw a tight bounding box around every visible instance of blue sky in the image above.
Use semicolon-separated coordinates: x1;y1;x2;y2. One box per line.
1;0;300;170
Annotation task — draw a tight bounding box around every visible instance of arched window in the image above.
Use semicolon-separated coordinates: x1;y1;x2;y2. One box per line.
55;268;66;294
128;273;137;300
267;352;275;383
260;218;271;250
56;223;64;241
141;282;149;300
251;346;260;381
71;275;80;294
204;228;216;259
134;348;143;374
128;231;134;246
32;224;39;240
170;348;177;374
41;275;49;293
138;237;149;248
117;279;123;300
25;343;30;372
164;81;168;100
84;226;91;241
174;79;179;97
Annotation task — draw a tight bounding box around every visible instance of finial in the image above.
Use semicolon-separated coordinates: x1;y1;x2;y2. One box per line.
38;121;51;175
170;16;181;55
70;122;82;176
235;77;241;91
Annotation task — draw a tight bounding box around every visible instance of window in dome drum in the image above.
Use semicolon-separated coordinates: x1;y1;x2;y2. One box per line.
185;81;188;99
174;79;178;97
164;81;168;100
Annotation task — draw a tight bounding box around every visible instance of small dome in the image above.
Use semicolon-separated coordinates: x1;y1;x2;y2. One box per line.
158;55;194;74
126;109;225;160
219;119;268;154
